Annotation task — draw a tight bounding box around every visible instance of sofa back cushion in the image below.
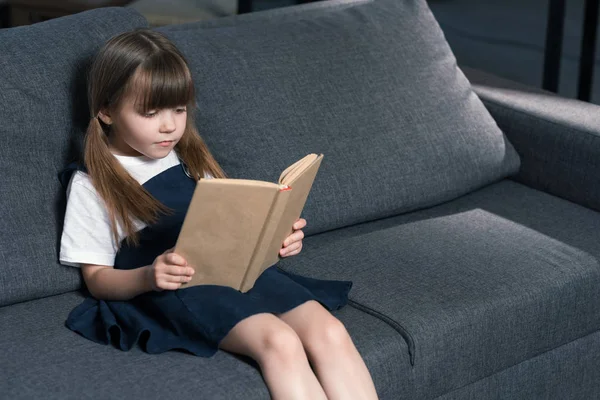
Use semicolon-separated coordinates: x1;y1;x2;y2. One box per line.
156;0;520;237
0;8;148;306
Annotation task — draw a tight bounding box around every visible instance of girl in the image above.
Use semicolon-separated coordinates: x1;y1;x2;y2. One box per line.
59;28;378;400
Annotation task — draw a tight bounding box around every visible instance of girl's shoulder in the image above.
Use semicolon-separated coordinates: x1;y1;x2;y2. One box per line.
58;162;89;191
65;171;103;204
57;162;98;199
69;170;95;191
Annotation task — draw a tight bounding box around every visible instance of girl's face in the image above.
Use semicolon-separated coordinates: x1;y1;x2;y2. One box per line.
103;93;188;159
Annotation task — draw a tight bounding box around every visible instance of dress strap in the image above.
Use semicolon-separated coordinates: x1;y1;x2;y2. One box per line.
177;156;198;180
58;162;88;190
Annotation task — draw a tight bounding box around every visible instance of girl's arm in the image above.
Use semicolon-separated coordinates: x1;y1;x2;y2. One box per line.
81;264;153;301
82;249;194;301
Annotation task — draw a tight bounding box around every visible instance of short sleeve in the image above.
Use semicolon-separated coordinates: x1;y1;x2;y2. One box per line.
59;172;142;267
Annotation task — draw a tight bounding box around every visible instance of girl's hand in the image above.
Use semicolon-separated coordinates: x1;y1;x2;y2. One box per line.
147;248;195;291
280;218;306;257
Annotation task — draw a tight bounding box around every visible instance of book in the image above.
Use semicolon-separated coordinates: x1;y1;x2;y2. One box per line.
174;153;324;292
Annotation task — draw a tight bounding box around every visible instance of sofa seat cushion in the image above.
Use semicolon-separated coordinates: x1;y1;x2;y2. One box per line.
156;0;520;237
277;179;600;399
1;291;410;399
0;8;149;307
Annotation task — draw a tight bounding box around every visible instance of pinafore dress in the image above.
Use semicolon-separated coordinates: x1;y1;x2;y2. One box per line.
58;160;353;356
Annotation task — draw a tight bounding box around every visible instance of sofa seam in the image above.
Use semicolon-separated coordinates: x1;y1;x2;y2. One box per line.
347;298;416;366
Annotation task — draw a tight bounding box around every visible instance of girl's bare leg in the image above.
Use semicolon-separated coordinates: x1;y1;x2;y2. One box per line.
218;313;327;400
279;300;379;400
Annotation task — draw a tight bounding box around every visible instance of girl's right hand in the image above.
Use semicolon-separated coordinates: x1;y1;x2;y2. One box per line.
147;248;195;291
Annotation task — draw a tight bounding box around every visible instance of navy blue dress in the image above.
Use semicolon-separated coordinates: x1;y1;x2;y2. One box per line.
58;160;353;356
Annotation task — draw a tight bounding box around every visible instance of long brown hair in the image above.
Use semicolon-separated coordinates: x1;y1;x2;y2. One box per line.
84;28;226;249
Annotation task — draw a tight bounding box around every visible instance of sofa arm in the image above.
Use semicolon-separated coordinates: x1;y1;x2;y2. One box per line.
462;66;600;213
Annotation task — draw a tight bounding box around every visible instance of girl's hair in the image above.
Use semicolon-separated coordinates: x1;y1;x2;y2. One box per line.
84;28;227;249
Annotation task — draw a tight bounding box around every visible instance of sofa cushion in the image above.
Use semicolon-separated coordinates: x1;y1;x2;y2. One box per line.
277;179;600;399
156;0;520;237
1;291;409;399
434;329;600;400
0;8;148;306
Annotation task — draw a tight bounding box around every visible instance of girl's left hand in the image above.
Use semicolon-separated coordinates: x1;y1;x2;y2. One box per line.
280;218;306;257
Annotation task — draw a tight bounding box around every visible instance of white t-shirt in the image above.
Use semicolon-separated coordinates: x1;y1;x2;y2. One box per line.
59;150;211;268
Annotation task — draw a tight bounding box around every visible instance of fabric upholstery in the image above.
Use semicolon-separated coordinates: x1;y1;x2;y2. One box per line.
0;8;149;306
463;66;600;214
434;329;600;400
276;178;600;398
186;0;373;28
1;291;409;399
156;0;520;237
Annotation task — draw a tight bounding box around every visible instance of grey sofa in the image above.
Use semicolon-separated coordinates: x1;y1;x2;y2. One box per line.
2;0;599;399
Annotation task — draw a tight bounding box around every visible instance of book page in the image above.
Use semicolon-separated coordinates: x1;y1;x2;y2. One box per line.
279;154;321;186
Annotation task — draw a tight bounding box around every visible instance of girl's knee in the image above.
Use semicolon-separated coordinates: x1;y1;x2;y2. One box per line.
307;316;353;356
219;313;301;359
260;323;304;363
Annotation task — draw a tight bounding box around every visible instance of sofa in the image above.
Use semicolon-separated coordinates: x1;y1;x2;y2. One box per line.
2;0;599;398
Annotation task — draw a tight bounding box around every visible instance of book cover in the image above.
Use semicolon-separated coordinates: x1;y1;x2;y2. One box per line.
174;153;323;292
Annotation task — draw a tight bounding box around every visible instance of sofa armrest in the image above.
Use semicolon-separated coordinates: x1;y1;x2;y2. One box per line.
462;66;600;213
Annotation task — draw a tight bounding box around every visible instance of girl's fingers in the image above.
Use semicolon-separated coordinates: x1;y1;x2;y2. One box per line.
287;242;302;252
165;274;192;283
282;247;301;257
283;230;304;247
166;252;187;266
160;282;182;291
166;265;194;277
281;241;302;256
293;218;307;230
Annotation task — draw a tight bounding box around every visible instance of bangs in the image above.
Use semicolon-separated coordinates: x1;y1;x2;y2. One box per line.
124;53;194;113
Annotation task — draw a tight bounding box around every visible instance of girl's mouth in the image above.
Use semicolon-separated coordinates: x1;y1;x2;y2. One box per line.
157;140;173;147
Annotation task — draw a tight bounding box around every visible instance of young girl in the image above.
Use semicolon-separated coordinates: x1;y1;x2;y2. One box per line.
59;28;378;400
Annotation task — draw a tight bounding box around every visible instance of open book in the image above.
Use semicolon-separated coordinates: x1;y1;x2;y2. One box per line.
174;153;324;292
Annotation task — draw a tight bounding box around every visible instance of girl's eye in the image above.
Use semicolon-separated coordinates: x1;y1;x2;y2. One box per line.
143;111;157;118
176;107;187;114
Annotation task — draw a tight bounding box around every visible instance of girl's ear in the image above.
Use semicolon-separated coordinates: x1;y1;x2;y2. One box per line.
98;109;112;125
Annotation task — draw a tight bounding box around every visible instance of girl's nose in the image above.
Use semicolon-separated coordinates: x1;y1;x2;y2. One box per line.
159;112;176;133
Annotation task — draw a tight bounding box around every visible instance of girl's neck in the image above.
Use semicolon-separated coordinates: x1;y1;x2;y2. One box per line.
108;143;143;158
112;152;147;159
112;149;176;167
